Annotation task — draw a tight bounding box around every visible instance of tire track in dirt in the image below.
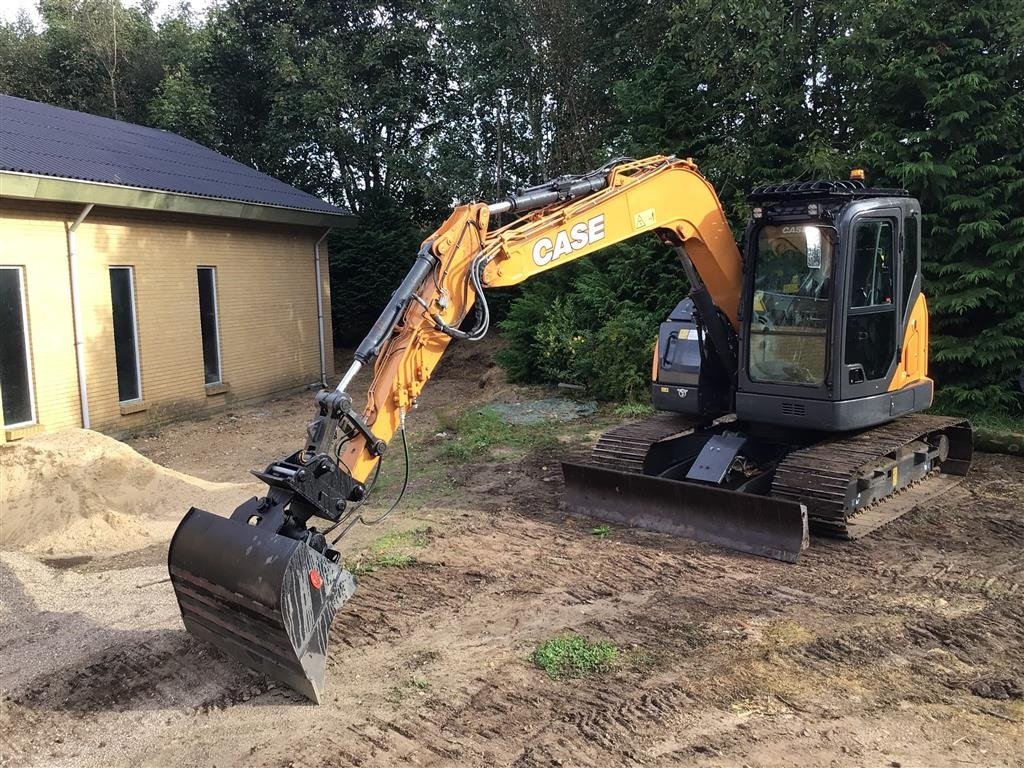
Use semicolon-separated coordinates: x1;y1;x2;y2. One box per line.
250;503;796;768
0;634;274;767
4;450;1020;768
327;564;491;653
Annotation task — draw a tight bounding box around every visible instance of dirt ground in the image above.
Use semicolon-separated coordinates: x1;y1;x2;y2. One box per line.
1;343;1022;768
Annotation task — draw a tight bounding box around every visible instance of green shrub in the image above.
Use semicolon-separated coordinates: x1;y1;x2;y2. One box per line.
497;242;680;401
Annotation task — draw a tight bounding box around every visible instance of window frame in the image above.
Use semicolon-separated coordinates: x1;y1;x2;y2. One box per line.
0;265;37;428
901;213;920;325
197;266;223;386
843;215;899;388
847;218;897;312
108;265;143;404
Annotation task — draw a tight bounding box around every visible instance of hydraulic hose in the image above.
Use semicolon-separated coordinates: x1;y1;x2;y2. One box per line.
329;408;411;546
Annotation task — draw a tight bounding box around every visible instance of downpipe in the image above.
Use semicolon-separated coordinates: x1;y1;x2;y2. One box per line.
314;228;331;388
68;203;94;429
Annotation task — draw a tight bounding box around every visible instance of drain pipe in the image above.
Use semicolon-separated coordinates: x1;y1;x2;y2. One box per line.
68;204;94;429
314;228;331;387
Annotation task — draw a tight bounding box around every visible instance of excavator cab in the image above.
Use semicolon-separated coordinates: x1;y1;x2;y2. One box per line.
652;180;931;430
735;182;931;429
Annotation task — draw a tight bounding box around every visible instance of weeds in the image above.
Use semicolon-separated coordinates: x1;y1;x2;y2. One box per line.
531;633;620;679
612;402;655;419
439;407;557;461
344;527;428;575
930;404;1023;433
388;676;431;702
591;524;612;539
373;529;428;549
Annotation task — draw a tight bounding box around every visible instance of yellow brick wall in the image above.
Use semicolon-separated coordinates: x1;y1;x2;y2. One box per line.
0;201;81;433
0;199;334;436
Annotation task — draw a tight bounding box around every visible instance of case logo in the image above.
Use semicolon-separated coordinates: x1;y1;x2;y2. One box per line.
532;214;606;266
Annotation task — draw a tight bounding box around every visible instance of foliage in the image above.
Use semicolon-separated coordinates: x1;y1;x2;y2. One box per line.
328;194;428;346
497;242;681;398
612;402;655;419
2;0;1020;414
590;524;611;539
531;633;619;679
505;0;1024;412
0;0;165;123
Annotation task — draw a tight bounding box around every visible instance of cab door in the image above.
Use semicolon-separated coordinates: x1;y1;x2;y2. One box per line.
841;211;900;399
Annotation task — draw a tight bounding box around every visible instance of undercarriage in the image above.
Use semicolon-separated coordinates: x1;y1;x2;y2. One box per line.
562;413;973;562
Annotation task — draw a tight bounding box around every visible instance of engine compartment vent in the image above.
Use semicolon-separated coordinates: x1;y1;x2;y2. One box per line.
781;401;806;417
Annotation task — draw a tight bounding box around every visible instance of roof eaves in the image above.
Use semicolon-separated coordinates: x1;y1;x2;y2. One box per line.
0;170;356;229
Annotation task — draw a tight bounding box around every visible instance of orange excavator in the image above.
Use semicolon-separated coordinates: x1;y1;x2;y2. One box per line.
168;156;972;702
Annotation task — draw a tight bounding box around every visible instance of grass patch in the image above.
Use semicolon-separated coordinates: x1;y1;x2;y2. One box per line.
763;620;815;648
590;524;612;539
344;527;428;575
439;406;557;461
373;528;428;550
531;633;620;679
966;412;1024;433
612;402;655;419
930;405;1023;433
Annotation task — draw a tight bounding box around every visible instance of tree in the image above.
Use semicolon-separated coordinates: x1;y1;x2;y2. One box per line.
505;0;1024;413
1;0;163;124
3;0;1019;412
149;3;214;143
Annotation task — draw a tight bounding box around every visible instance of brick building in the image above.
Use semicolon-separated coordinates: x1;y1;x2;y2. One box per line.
0;95;353;440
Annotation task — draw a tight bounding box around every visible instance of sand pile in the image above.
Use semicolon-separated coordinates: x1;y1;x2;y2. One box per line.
0;429;258;555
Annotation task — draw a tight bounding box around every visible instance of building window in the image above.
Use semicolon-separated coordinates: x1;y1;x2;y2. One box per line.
0;266;36;426
109;266;141;403
197;267;222;385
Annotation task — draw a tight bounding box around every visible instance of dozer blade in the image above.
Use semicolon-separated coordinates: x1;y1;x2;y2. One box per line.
168;507;356;703
561;462;808;563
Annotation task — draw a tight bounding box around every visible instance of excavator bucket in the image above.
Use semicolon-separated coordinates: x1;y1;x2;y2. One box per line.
168;507;356;703
561;462;809;563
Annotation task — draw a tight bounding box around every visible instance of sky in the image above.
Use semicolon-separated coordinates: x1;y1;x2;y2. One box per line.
0;0;217;25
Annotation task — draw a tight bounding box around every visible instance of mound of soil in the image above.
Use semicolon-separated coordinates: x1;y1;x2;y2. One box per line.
0;429;257;555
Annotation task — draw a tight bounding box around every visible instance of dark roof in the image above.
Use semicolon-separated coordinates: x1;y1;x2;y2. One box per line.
0;94;348;218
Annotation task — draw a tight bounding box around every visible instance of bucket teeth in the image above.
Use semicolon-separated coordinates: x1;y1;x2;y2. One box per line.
168;507;356;703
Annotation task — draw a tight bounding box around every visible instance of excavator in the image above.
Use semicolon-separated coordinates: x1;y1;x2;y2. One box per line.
168;156;972;703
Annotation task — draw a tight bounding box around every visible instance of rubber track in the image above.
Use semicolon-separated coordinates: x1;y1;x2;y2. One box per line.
770;413;972;538
589;413;702;472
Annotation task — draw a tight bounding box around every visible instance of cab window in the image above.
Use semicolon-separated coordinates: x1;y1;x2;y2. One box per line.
845;219;897;382
748;224;833;386
850;220;894;307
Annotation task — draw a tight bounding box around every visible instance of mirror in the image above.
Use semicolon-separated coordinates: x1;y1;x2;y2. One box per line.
805;226;822;269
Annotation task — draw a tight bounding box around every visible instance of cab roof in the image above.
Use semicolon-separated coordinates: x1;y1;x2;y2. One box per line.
747;179;909;203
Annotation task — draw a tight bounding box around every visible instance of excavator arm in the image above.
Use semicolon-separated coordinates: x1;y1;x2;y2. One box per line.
167;155;746;703
331;156;743;484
